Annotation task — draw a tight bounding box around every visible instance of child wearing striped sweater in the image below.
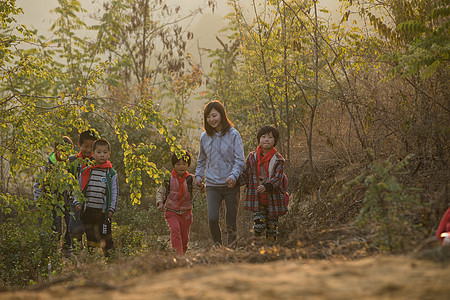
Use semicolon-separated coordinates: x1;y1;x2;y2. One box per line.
74;138;118;257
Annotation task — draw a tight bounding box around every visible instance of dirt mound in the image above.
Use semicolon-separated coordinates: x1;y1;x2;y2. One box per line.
1;255;449;300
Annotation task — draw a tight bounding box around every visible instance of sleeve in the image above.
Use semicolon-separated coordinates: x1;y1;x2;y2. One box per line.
109;173;119;212
239;153;252;186
33;180;42;201
33;166;46;201
195;133;207;182
155;184;166;205
72;174;83;207
436;207;450;240
229;130;246;182
265;158;285;192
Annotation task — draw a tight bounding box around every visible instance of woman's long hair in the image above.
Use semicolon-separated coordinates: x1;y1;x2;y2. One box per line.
203;100;233;136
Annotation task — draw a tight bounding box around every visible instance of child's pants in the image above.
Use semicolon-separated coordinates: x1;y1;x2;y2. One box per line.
82;207;114;256
253;204;279;242
164;210;193;255
52;205;72;252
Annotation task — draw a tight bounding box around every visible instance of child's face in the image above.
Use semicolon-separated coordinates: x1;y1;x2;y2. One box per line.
92;145;110;165
174;159;189;177
79;139;95;158
206;108;222;132
259;131;275;152
55;143;73;161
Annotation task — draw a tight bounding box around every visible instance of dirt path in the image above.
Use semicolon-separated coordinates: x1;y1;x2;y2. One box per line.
1;255;449;299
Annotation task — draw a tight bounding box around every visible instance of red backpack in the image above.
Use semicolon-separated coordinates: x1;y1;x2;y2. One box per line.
281;173;290;206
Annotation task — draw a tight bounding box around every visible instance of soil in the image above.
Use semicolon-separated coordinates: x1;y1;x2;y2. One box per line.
1;245;449;300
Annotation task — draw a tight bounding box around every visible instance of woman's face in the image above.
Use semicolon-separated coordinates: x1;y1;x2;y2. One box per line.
206;108;223;132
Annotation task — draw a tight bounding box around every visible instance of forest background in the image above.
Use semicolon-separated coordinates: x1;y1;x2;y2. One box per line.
0;0;448;288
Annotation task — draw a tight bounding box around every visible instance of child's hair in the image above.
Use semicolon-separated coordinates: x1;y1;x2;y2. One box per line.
92;138;110;151
171;150;192;167
54;136;74;149
257;125;279;147
203;100;233;136
78;130;97;146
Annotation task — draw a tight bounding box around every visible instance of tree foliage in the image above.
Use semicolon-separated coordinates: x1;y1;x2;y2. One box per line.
0;0;213;286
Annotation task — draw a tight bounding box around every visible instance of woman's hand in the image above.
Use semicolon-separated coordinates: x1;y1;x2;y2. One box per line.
194;178;204;189
226;177;236;188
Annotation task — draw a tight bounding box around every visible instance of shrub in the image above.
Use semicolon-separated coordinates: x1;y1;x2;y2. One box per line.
0;215;61;287
339;152;425;252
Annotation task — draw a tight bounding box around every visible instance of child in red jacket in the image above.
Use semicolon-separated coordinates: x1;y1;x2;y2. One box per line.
156;151;194;255
436;207;450;246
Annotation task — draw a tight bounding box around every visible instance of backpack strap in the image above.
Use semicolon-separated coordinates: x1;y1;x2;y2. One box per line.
187;174;193;196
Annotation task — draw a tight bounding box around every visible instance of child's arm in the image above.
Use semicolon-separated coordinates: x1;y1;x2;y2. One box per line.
33;166;46;200
264;158;285;192
194;134;207;186
155;184;166;212
33;179;43;201
73;173;83;211
239;153;253;186
109;173;119;218
436;207;450;240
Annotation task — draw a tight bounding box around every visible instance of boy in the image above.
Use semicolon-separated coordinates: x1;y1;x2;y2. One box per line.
69;130;97;244
33;136;77;255
240;125;288;244
73;138;118;257
76;130;97;172
156;151;194;255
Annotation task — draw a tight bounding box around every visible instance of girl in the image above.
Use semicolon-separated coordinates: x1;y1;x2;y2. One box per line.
156;151;194;255
194;101;245;247
240;125;288;244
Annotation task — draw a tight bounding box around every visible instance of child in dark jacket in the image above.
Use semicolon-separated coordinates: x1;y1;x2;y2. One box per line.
241;126;288;244
156;151;194;255
70;130;97;245
74;138;118;257
33;136;76;255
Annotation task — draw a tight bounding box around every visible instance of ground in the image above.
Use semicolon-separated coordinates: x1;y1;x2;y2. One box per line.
1;248;449;300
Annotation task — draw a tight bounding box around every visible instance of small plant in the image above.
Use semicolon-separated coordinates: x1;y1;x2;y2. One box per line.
0;213;61;287
338;151;424;252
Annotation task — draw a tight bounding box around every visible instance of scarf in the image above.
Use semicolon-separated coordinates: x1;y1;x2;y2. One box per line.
81;161;112;191
171;170;190;207
256;146;277;180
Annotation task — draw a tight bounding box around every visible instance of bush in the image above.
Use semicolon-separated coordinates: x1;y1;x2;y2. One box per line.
0;221;61;287
339;152;426;252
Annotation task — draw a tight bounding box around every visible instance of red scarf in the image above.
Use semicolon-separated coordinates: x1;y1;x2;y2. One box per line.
256;146;277;179
81;161;112;191
171;170;190;207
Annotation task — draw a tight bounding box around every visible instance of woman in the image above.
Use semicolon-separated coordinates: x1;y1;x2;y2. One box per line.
194;100;245;247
